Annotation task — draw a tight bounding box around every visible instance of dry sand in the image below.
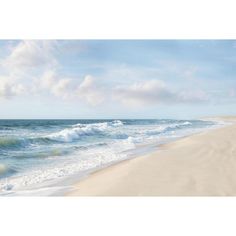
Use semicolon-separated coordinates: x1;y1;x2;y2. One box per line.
67;117;236;196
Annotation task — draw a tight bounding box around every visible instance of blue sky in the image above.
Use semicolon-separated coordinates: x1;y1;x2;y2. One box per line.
0;40;236;119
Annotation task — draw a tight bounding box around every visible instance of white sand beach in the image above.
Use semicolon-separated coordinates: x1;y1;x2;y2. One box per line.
68;117;236;196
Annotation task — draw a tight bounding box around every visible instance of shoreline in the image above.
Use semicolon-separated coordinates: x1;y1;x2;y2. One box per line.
0;117;222;196
67;117;236;196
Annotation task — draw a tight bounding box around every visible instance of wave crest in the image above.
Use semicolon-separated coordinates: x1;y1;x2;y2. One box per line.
47;120;124;142
0;137;25;149
141;121;192;135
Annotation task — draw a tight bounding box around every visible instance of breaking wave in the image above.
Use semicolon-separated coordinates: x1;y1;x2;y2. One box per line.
0;120;192;147
47;120;124;142
0;137;26;149
0;120;125;148
0;136;55;150
141;121;192;135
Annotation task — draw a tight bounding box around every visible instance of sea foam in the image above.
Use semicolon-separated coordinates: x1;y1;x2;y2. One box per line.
47;120;124;142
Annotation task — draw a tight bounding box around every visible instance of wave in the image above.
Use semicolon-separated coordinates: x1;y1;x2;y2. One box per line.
111;120;124;126
0;137;26;149
0;120;125;148
47;123;108;142
72;120;124;128
167;121;192;129
0;136;55;150
0;120;192;148
141;121;192;135
47;120;124;142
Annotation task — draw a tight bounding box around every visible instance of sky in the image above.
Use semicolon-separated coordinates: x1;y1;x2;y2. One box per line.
0;40;236;119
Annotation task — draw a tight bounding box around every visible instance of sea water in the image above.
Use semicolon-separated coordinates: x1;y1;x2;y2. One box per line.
0;119;222;195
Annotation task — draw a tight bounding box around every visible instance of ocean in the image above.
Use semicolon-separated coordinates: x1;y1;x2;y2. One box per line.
0;119;221;196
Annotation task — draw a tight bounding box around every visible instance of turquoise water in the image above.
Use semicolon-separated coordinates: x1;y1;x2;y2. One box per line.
0;119;218;195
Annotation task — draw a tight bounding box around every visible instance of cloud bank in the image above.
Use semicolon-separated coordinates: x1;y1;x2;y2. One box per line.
114;80;208;106
0;40;209;107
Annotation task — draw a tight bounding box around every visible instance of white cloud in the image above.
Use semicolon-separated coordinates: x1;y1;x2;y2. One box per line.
178;89;209;103
0;76;26;98
38;72;105;105
51;79;72;98
77;75;105;106
0;79;12;98
0;40;58;99
40;70;57;89
1;40;57;73
0;40;105;105
38;70;73;99
114;80;208;107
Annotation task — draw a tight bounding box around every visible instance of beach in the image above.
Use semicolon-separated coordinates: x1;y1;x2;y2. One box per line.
68;117;236;196
1;118;217;195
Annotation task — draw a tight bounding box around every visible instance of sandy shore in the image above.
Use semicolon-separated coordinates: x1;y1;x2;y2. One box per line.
67;117;236;196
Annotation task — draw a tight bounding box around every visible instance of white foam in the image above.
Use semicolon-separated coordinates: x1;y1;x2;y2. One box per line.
139;122;192;136
168;122;191;128
47;123;108;142
182;121;191;125
112;120;124;126
47;120;124;142
0;145;129;194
